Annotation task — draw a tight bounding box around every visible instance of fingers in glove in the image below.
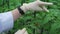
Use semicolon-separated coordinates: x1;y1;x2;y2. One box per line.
37;0;53;5
42;6;49;12
24;30;28;34
41;2;53;5
34;6;43;11
15;30;21;34
15;28;26;34
20;28;26;34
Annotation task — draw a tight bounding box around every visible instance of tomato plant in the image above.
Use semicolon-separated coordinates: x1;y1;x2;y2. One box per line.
0;0;60;34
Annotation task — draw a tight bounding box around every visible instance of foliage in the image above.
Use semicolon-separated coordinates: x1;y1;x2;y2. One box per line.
0;0;60;34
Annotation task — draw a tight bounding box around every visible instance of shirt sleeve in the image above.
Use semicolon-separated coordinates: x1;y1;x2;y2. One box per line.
0;11;14;33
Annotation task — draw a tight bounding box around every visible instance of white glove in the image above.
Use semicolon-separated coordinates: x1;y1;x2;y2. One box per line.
20;0;53;12
15;28;28;34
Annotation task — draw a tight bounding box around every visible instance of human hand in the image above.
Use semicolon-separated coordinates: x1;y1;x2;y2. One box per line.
20;0;53;12
15;28;28;34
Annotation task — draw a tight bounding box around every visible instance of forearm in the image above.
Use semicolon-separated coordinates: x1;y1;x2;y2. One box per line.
11;5;27;21
12;8;21;21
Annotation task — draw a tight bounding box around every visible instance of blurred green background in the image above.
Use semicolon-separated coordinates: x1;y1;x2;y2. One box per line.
0;0;60;34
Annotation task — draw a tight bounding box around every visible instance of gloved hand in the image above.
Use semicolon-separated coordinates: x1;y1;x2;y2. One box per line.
20;0;53;12
15;28;28;34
